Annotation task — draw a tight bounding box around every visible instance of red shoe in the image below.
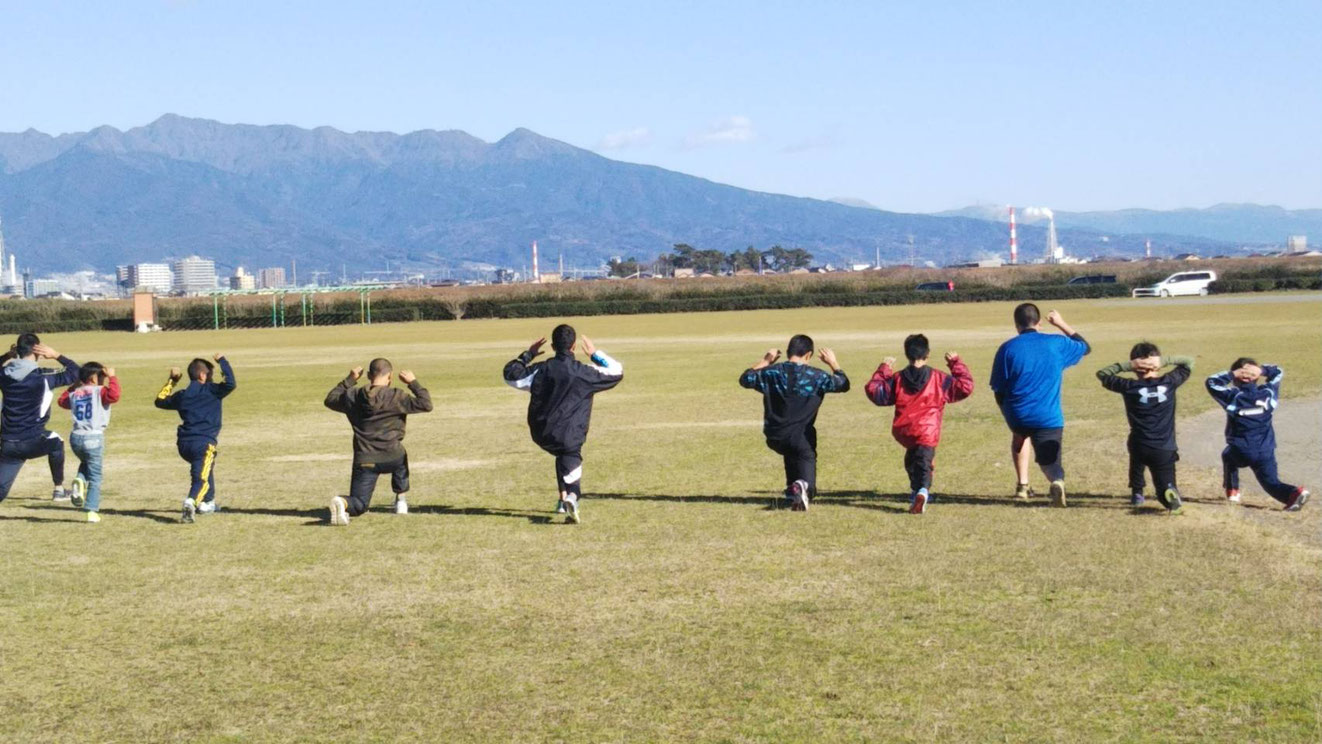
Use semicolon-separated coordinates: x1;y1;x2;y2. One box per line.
1226;488;1241;504
1285;488;1310;512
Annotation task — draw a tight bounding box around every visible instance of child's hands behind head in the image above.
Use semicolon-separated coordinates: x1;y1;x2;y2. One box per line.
1233;364;1262;384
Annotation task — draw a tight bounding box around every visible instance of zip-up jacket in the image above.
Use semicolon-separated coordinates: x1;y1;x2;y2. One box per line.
154;358;237;443
504;348;624;452
865;357;974;448
325;376;433;465
58;377;122;435
739;361;850;440
0;356;79;442
1206;364;1283;455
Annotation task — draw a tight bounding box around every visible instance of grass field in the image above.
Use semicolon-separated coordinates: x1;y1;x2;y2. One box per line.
1;294;1319;742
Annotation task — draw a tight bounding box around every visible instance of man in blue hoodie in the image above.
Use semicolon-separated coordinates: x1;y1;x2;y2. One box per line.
155;353;237;523
0;333;79;504
1206;358;1309;511
989;304;1090;507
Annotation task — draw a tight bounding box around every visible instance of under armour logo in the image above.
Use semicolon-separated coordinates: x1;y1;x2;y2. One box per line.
1137;386;1168;404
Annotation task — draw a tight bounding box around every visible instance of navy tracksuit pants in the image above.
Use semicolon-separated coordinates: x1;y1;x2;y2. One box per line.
0;433;66;502
1222;445;1297;504
178;438;218;504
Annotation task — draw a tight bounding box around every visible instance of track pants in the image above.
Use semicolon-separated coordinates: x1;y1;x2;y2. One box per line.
904;445;936;493
1128;441;1178;495
767;428;817;496
1222;445;1296;504
178;438;218;504
0;432;65;503
545;447;583;500
347;454;409;516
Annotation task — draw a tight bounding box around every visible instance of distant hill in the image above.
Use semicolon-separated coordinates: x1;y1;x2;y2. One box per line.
0;115;1234;275
936;203;1318;247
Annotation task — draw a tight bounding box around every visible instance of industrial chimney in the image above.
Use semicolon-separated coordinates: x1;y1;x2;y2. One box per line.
1008;206;1018;265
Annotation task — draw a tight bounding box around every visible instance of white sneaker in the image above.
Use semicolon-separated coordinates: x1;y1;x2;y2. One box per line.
69;476;86;508
181;497;196;524
329;496;350;526
793;479;811;511
564;495;580;524
394;495;409;514
197;500;218;514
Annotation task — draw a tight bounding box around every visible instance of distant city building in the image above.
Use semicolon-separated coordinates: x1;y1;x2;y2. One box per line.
172;256;217;294
25;277;60;298
1287;235;1307;253
123;263;174;295
229;267;256;291
257;267;287;289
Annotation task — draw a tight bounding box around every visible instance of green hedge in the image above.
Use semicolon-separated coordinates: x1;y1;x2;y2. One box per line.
1209;278;1322;293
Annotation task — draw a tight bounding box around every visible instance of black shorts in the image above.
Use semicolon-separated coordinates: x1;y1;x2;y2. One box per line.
1011;427;1063;467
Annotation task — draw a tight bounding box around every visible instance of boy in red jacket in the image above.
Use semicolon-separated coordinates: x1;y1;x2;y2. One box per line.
864;334;974;513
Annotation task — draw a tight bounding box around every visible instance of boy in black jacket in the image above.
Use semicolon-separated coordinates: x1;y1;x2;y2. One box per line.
739;334;849;511
325;358;433;526
503;324;624;524
1096;342;1193;512
155;353;236;523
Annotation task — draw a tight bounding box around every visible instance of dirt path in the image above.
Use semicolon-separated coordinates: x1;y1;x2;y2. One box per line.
1182;395;1321;497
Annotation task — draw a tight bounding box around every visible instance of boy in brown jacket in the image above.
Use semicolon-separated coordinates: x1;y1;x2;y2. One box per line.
324;358;433;525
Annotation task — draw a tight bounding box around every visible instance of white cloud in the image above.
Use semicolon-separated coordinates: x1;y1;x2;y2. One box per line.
684;115;756;148
596;126;653;151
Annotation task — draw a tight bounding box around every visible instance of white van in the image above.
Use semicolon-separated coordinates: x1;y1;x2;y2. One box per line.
1132;270;1218;298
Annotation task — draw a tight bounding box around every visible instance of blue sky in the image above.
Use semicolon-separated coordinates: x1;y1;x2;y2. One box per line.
3;0;1318;212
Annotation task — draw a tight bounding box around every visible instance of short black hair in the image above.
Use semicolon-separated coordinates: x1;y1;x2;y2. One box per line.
1130;341;1160;360
368;357;393;379
78;362;106;385
188;358;214;381
1231;357;1258;372
1013;303;1040;329
15;333;39;358
787;334;814;358
551;324;577;353
904;334;930;362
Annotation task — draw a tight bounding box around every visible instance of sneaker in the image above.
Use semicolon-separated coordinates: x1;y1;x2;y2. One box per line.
555;499;566;514
181;497;196;524
1163;487;1183;514
329;496;350;526
1226;488;1241;504
70;476;86;508
85;511;101;524
1130;492;1145;507
394;495;409;515
197;500;218;514
1285;488;1310;512
910;489;928;515
793;479;811;511
564;496;580;524
1048;480;1067;508
1014;483;1032;500
52;486;70;502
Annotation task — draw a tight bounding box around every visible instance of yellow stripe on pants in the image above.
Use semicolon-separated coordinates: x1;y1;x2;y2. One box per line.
196;444;217;503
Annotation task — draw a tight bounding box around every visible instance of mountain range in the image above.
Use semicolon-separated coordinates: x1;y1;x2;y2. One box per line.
0;115;1291;277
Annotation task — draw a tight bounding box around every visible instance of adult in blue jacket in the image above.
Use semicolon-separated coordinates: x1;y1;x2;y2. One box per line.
0;333;79;503
989;303;1090;507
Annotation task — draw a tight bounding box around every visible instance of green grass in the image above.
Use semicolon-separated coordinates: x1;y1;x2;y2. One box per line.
1;295;1319;742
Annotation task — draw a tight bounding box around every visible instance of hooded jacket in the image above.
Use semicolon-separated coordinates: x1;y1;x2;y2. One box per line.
0;356;79;442
325;376;434;465
504;348;624;452
865;357;974;448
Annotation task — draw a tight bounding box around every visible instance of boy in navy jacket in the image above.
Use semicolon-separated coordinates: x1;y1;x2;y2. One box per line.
0;333;79;504
1206;358;1309;511
155;353;237;523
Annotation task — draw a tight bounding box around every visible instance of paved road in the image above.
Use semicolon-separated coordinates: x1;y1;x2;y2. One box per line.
1099;292;1322;308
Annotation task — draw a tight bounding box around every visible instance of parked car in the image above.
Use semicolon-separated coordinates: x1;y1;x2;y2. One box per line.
1066;274;1117;285
915;281;955;291
1132;270;1218;298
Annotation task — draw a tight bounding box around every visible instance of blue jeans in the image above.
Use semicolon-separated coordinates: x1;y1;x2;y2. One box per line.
71;432;105;512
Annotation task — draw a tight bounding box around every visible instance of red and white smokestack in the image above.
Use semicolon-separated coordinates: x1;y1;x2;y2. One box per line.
1008;206;1018;265
531;241;540;281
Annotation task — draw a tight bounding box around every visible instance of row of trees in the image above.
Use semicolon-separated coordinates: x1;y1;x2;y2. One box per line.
607;244;815;278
